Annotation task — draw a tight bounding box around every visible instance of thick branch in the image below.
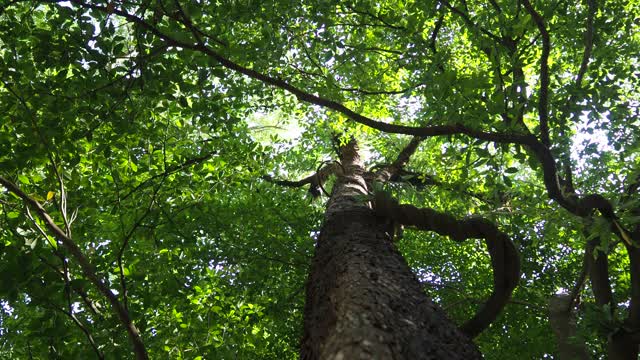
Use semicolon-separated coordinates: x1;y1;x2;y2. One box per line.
374;191;520;338
586;237;614;308
626;243;640;328
0;176;149;360
521;0;551;147
374;136;425;183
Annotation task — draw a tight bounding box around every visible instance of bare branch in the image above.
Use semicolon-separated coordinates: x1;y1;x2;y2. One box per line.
263;162;340;198
48;159;72;237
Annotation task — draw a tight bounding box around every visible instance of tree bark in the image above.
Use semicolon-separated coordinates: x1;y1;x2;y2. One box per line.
300;140;481;359
548;294;590;360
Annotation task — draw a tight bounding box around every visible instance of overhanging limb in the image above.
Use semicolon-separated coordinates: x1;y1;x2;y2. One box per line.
374;190;520;338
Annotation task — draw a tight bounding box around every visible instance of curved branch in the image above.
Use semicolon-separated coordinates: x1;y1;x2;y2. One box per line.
51;0;634;306
0;176;149;360
58;0;577;215
51;1;633;240
374;191;520;338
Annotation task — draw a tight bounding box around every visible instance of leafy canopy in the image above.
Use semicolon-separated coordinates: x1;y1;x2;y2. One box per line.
0;0;639;359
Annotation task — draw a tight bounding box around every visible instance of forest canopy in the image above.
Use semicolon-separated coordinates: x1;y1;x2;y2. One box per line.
0;0;639;359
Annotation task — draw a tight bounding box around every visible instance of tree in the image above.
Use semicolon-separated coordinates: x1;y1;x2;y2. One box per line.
0;0;638;359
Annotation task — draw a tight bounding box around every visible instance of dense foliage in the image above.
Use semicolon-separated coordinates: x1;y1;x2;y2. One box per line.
0;0;638;358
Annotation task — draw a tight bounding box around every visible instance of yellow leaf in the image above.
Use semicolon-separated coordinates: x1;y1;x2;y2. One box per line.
47;191;55;201
46;235;57;249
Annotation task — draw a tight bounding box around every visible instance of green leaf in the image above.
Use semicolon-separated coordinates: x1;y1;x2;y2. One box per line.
502;175;512;187
45;235;57;249
1;2;636;359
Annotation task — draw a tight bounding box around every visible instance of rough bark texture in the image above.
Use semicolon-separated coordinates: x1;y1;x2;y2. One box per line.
587;237;640;360
548;294;590;360
300;141;481;359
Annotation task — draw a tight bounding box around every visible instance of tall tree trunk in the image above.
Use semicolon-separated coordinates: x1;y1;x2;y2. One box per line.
300;140;481;359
